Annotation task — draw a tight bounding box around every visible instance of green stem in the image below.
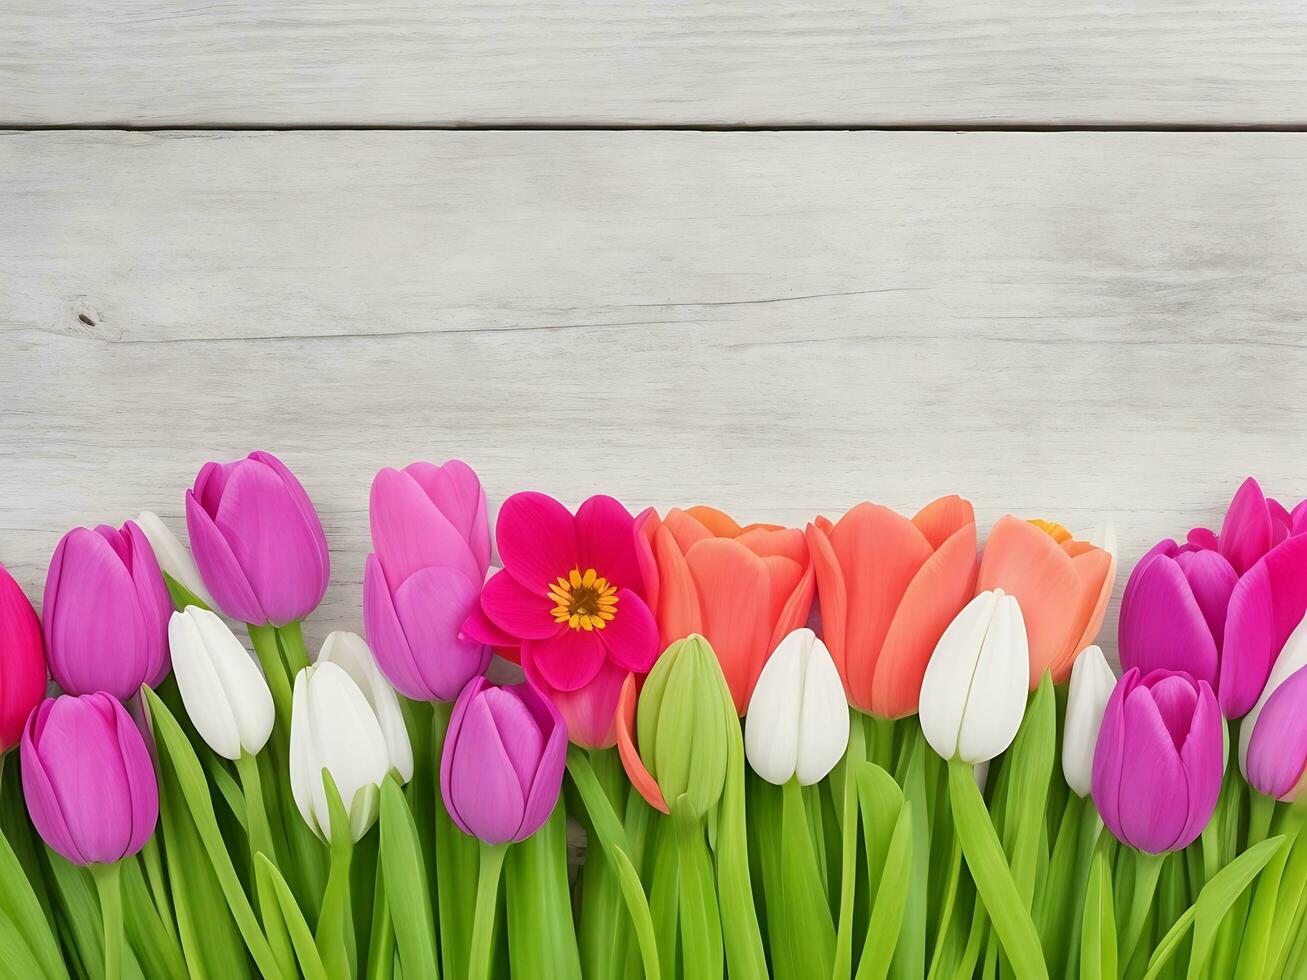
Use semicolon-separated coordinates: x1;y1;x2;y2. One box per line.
276;621;313;675
832;711;865;980
468;843;508;980
235;751;276;863
91;862;124;980
1119;850;1164;966
1248;791;1276;848
248;624;294;727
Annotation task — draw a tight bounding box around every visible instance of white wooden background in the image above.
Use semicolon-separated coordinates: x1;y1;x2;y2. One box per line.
4;4;1307;667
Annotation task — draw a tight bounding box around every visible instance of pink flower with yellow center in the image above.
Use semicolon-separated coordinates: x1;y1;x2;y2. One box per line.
462;492;660;748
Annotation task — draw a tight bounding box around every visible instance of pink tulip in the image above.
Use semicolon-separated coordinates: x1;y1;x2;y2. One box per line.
43;522;171;700
0;564;47;751
185;451;330;626
363;462;492;701
440;676;566;845
462;492;659;748
1119;477;1307;717
21;693;158;865
1091;669;1223;854
1245;664;1307;801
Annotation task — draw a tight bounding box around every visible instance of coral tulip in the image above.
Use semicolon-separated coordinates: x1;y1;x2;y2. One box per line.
363;461;492;702
43;521;172;700
805;496;977;718
169;606;274;760
744;628;849;786
616;634;734;816
21;693;158;865
1091;669;1223;853
289;661;396;841
1061;645;1116;797
185;451;330;626
0;563;47;751
919;590;1029;765
976;516;1115;686
1243;663;1307;801
463;492;659;748
637;506;815;715
135;510;215;609
440;676;567;845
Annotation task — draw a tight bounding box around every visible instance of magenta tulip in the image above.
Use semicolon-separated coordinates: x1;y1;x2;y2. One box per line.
185;451;330;626
43;522;171;700
1119;477;1307;718
21;693;158;865
0;564;47;751
440;677;566;845
1245;663;1307;801
363;461;492;701
1091;668;1223;854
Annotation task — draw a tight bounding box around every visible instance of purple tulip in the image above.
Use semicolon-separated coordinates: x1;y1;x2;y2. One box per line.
21;693;158;865
1216;476;1303;575
185;451;330;626
1245;664;1307;801
1091;668;1223;854
44;522;172;700
440;677;565;845
363;461;492;701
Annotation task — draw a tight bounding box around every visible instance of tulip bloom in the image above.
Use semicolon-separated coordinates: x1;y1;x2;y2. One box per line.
0;564;47;752
976;516;1115;686
463;492;659;749
289;661;395;841
1061;645;1115;797
364;461;492;702
21;693;158;865
44;521;172;700
135;511;216;609
168;606;274;760
186;451;330;626
440;676;567;845
617;634;734;816
804;497;977;718
1210;476;1305;575
919;590;1029;765
317;631;413;782
1243;663;1307;801
1091;669;1223;854
1239;613;1307;778
744;628;849;786
636;506;815;715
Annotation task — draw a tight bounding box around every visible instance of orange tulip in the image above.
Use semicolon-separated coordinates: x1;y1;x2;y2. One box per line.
636;506;815;714
805;496;978;718
976;515;1115;686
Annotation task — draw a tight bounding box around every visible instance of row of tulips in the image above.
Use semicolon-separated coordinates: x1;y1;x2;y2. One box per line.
0;456;1302;979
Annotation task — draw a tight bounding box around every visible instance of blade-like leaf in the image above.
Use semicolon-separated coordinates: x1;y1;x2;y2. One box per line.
380;778;439;980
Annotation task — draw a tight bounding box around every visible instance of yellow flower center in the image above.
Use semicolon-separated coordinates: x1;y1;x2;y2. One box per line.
548;568;619;632
1029;519;1072;543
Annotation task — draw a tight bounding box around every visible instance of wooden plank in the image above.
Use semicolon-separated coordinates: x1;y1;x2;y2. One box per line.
4;2;1307;126
2;130;1306;666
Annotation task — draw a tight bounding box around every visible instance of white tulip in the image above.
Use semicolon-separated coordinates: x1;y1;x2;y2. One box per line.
745;628;850;786
289;661;392;841
137;511;216;609
316;631;413;782
168;606;274;760
1061;645;1116;796
919;589;1029;765
1239;612;1307;777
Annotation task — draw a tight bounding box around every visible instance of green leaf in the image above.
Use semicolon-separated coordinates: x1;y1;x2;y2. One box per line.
1002;674;1055;906
672;796;724;978
431;700;478;980
831;711;864;980
1080;850;1116;980
947;759;1048;980
505;802;581;980
857;799;914;980
380;778;439;980
776;778;835;978
0;827;66;978
142;686;280;976
121;856;186;979
256;854;329;980
1134;835;1286;980
0;906;46;980
314;770;356;979
892;732;930;980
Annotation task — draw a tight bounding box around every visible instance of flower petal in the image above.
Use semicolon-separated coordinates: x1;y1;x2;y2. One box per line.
956;594;1029;765
1175;680;1223;847
1091;670;1135;843
650;523;703;650
1219;477;1272;575
524;628;605;693
497;492;578;595
598;589;660;673
744;630;805;784
795;632;850;785
1116;683;1190;852
1117;553;1218;688
806;522;850;696
575;495;645;595
403;460;492;577
392;566;493;702
911;495;976;551
1246;665;1307;800
370;466;481;585
527;658;628;749
445;690;527;844
919;591;998;762
185;489;266;624
479;568;559;641
1173;550;1238;654
615;674;669;813
685;538;771;714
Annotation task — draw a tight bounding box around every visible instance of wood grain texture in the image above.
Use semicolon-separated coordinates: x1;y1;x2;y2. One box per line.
5;2;1307;126
2;130;1306;665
